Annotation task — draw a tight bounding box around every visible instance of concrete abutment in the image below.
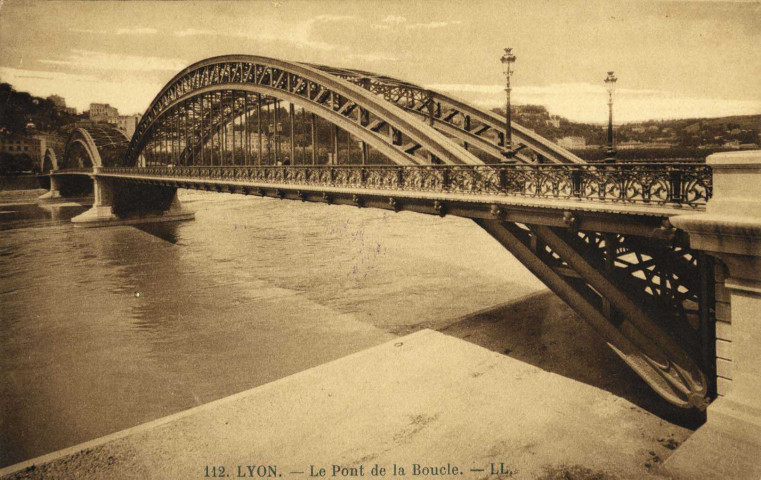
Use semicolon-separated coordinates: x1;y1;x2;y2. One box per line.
37;174;62;200
38;172;97;199
68;168;194;227
666;150;761;480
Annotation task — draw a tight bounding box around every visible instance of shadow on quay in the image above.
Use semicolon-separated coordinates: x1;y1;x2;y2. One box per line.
438;290;706;430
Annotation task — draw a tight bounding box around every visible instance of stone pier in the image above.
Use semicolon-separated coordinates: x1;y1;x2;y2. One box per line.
71;167;194;227
37;173;62;200
666;151;761;480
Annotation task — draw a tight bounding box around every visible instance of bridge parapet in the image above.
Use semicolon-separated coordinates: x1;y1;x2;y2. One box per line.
52;167;94;175
98;163;711;210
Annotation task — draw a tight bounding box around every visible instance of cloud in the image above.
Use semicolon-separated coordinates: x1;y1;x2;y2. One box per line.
311;14;354;22
0;67;159;114
173;28;216;37
293;14;355;51
0;67;98;84
371;18;463;31
69;28;108;34
38;49;187;73
171;15;352;51
348;52;400;62
426;82;761;122
405;20;462;30
115;27;158;35
382;15;407;24
69;27;158;35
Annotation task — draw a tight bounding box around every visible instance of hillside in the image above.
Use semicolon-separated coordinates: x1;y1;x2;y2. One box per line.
0;83;82;134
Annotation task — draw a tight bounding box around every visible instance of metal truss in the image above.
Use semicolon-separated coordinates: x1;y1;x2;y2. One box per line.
308;63;585;164
60;126;129;169
476;219;712;409
125;55;485;168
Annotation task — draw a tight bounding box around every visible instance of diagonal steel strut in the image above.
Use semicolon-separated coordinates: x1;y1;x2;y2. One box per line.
475;219;709;410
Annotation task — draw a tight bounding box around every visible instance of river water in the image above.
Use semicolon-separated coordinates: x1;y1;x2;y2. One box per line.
0;191;544;468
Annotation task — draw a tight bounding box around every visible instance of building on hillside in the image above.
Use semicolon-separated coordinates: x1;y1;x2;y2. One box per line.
557;136;587;149
90;103;120;124
117;114;142;139
47;95;66;109
64;107;77;115
513;105;549;125
618;141;673;150
0;133;44;164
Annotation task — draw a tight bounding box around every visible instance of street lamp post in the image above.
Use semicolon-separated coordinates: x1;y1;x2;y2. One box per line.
500;47;516;162
604;71;617;162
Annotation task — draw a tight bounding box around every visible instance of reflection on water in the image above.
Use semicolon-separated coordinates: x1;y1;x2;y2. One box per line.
0;191;543;467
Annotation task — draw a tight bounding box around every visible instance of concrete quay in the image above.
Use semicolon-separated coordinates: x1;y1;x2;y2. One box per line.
1;330;692;480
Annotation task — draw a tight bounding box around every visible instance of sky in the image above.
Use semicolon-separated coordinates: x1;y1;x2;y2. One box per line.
0;0;759;123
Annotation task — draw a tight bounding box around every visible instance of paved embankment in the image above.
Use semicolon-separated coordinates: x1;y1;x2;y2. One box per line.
1;330;690;480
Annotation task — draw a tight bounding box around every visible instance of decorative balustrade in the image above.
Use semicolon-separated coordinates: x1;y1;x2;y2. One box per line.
53;167;94;174
94;163;712;208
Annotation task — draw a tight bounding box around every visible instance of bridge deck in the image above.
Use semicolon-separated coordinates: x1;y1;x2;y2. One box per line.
62;163;712;236
98;169;702;217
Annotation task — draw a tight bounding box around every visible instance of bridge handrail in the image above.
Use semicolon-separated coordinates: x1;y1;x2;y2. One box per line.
97;163;712;208
51;167;93;174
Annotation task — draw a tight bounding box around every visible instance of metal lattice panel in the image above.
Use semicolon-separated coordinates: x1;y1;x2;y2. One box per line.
125;56;484;168
60;125;129;169
306;63;585;165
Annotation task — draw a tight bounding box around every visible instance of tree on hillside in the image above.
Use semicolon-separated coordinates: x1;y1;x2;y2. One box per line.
0;83;79;134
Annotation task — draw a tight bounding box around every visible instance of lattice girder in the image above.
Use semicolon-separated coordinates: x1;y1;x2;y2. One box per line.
307;63;586;165
477;219;712;410
126;56;484;168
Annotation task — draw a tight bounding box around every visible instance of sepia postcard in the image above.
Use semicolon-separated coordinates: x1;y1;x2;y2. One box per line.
1;1;760;479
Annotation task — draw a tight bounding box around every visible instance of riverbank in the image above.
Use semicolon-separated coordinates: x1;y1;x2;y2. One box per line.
0;176;46;192
0;328;691;480
0;188;47;205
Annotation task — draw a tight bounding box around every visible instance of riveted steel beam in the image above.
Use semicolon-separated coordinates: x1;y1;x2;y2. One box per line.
476;219;709;409
127;56;483;168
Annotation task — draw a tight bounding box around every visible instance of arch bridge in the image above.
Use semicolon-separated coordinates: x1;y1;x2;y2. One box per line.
46;55;728;413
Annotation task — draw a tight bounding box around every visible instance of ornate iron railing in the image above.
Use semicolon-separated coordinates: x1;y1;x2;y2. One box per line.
52;167;93;174
96;163;712;208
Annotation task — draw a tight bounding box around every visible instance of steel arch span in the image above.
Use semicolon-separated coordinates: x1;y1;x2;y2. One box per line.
83;55;714;410
60;126;130;170
307;63;585;164
41;147;58;173
125;55;585;169
125;55;487;168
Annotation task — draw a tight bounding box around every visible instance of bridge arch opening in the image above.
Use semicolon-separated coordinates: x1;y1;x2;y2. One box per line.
60;126;130;170
41;148;58;173
136;88;425;168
